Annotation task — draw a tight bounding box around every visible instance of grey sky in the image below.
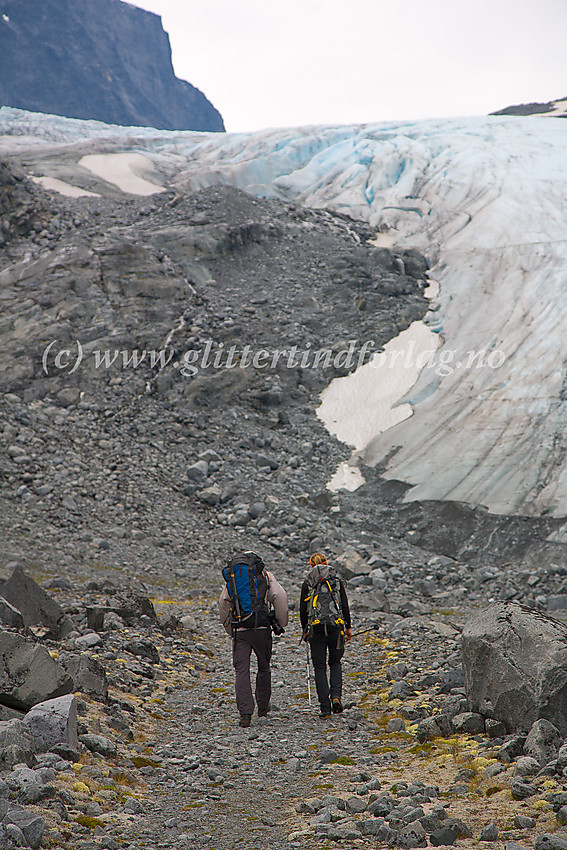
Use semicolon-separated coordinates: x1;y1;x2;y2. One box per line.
133;0;567;132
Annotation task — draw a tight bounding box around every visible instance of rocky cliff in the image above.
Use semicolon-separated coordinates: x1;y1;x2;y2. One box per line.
0;0;224;131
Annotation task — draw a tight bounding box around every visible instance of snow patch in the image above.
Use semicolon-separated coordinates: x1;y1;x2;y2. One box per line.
318;322;440;491
30;176;101;198
79;153;165;195
327;462;366;492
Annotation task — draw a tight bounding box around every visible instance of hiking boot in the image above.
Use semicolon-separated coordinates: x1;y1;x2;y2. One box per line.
332;698;343;714
319;701;332;719
319;711;331;719
257;705;270;717
239;714;252;728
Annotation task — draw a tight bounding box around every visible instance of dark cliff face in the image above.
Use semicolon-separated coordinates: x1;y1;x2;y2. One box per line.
0;0;224;131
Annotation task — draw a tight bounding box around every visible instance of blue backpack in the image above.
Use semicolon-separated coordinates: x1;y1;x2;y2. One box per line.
222;552;270;631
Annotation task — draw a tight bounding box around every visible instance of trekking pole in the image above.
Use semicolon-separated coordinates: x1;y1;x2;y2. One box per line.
350;624;381;638
306;641;312;706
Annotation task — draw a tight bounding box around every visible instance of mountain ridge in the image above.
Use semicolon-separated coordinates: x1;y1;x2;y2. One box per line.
491;94;567;118
0;0;224;132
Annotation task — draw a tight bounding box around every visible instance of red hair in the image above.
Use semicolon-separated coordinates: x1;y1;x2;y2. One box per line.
309;552;327;567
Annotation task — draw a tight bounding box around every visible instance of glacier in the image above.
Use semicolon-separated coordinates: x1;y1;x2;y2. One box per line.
1;106;567;517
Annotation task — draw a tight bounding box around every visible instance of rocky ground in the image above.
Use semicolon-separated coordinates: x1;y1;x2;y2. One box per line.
2;162;567;848
3;567;567;850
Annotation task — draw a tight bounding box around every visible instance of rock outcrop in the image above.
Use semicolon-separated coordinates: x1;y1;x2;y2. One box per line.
0;0;224;131
491;95;567;118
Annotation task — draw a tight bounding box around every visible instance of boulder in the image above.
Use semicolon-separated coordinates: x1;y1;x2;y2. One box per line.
513;756;541;777
524;718;563;765
461;602;567;733
485;718;507;738
186;460;208;482
480;821;499;841
0;720;35;767
534;836;567;850
86;606;107;631
0;632;74;710
387;662;409;681
498;734;527;763
416;717;443;742
335;546;370;579
6;766;49;797
111;591;157;624
362;590;390;613
179;614;197;633
3;805;45;849
73;633;102;650
23;694;78;753
511;778;537;799
196;484;222;506
451;712;484;734
398;821;427;848
57;652;108;701
0;567;74;639
389;680;415;701
79;733;117;757
124;639;160;664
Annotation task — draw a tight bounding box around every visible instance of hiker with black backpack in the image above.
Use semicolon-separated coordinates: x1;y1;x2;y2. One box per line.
300;552;352;718
219;551;288;728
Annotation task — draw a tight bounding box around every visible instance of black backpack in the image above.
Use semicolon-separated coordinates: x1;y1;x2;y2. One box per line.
306;564;344;635
222;552;270;631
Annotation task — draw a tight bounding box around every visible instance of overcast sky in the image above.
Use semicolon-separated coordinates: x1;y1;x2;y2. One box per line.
133;0;567;133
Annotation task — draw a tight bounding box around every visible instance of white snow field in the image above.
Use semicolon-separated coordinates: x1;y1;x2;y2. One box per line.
79;153;165;195
1;107;567;516
318;283;441;493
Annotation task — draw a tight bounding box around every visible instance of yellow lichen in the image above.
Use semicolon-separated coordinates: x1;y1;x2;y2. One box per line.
72;782;90;795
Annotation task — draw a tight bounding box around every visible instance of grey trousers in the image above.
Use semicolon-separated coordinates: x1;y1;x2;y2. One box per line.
232;627;272;715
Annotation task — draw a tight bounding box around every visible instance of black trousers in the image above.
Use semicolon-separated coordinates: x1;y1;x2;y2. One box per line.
309;626;344;712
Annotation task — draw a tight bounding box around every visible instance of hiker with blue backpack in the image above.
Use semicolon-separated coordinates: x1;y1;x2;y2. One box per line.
219;551;288;728
300;552;352;718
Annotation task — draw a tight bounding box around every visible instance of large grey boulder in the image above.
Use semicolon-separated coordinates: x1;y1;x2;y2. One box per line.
22;694;78;753
0;632;74;710
462;603;567;733
0;567;74;639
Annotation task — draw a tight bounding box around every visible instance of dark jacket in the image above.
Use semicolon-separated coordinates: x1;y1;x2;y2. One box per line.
300;572;351;634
